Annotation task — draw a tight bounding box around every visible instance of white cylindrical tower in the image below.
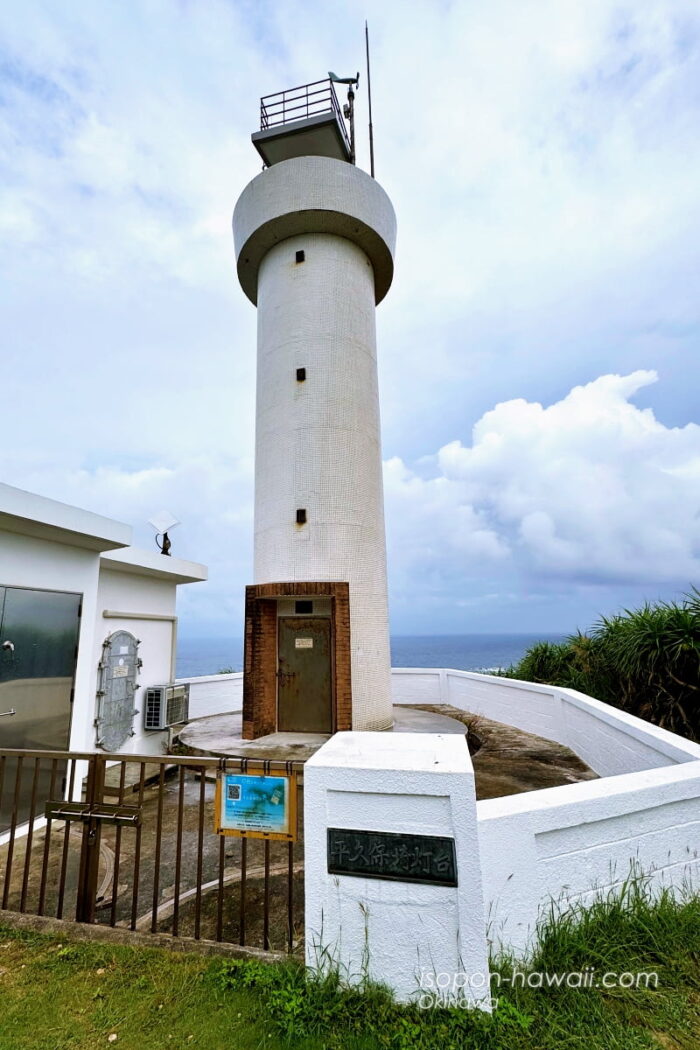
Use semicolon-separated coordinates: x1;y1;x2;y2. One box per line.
234;154;396;733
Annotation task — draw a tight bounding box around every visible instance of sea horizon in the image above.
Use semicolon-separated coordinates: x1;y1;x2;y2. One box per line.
175;631;567;679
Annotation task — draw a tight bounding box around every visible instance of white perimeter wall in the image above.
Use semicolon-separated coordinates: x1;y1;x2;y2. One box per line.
180;665;700;774
391;668;700;774
478;761;700;953
389;668;700;954
175;672;243;720
176;666;700;963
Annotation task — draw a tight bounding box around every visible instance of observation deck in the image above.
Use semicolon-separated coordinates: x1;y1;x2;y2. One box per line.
252;78;353;167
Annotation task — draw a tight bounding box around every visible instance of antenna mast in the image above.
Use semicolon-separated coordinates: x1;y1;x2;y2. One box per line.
365;21;375;178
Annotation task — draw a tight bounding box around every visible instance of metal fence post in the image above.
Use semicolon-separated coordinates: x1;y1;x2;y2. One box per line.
75;754;105;923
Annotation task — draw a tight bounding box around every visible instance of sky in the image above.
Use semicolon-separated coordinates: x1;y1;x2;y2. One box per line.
1;0;699;638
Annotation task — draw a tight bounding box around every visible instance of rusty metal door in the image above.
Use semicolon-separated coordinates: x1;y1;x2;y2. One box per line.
277;618;332;733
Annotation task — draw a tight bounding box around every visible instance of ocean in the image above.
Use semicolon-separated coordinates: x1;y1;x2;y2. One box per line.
175;633;566;679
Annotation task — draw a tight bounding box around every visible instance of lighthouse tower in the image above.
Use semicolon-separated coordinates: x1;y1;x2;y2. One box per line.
233;78;395;738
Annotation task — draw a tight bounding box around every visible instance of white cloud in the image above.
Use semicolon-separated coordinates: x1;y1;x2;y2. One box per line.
0;2;699;634
385;371;700;599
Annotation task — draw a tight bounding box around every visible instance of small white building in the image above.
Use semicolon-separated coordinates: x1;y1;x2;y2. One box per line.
0;482;207;757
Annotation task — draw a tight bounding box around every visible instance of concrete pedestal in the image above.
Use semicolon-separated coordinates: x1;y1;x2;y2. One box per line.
303;732;491;1007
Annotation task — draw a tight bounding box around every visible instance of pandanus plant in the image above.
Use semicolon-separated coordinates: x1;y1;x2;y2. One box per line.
505;589;700;742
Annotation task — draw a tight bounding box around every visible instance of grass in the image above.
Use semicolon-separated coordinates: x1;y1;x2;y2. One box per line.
0;932;278;1050
1;877;699;1049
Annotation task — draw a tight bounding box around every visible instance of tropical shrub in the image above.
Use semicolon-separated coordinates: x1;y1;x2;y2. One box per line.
504;590;700;741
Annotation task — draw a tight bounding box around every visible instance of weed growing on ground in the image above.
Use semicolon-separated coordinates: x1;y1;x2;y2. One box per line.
1;878;698;1049
210;877;700;1050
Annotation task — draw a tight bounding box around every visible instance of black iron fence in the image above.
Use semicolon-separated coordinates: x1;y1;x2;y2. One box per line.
0;749;304;953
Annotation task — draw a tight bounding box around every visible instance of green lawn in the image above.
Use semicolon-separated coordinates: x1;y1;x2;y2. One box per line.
0;930;278;1050
1;878;699;1049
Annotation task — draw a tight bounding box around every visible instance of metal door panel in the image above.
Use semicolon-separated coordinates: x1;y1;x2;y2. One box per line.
277;617;332;733
95;631;140;751
0;587;81;831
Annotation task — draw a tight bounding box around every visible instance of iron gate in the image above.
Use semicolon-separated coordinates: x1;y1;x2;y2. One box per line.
0;749;304;953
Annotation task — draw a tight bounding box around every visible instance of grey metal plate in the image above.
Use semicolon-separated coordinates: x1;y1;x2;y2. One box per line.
96;631;139;751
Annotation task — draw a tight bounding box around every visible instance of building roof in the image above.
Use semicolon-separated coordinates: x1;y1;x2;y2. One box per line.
0;482;131;552
100;546;208;584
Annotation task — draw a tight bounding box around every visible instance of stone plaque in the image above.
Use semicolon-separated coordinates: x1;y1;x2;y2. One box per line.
327;828;457;887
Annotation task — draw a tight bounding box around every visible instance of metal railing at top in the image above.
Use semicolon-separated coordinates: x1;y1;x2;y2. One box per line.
260;78;351;153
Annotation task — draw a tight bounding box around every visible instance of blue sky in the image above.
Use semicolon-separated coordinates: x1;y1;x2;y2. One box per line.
1;0;699;637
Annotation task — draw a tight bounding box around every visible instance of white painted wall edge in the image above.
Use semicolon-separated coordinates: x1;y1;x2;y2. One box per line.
176;672;243;686
171;667;700;776
175;672;243;719
477;757;700;825
391;667;700;766
477;757;700;955
101;547;208;584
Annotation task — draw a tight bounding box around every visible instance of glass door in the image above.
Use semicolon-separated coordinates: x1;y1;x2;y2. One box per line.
0;587;82;830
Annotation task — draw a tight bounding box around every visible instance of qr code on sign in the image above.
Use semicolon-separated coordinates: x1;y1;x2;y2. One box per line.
227;783;241;801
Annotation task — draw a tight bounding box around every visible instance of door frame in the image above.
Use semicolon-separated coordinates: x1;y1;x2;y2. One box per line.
242;582;351;740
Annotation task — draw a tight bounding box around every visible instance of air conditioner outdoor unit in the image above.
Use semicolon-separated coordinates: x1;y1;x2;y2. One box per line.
144;683;190;731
